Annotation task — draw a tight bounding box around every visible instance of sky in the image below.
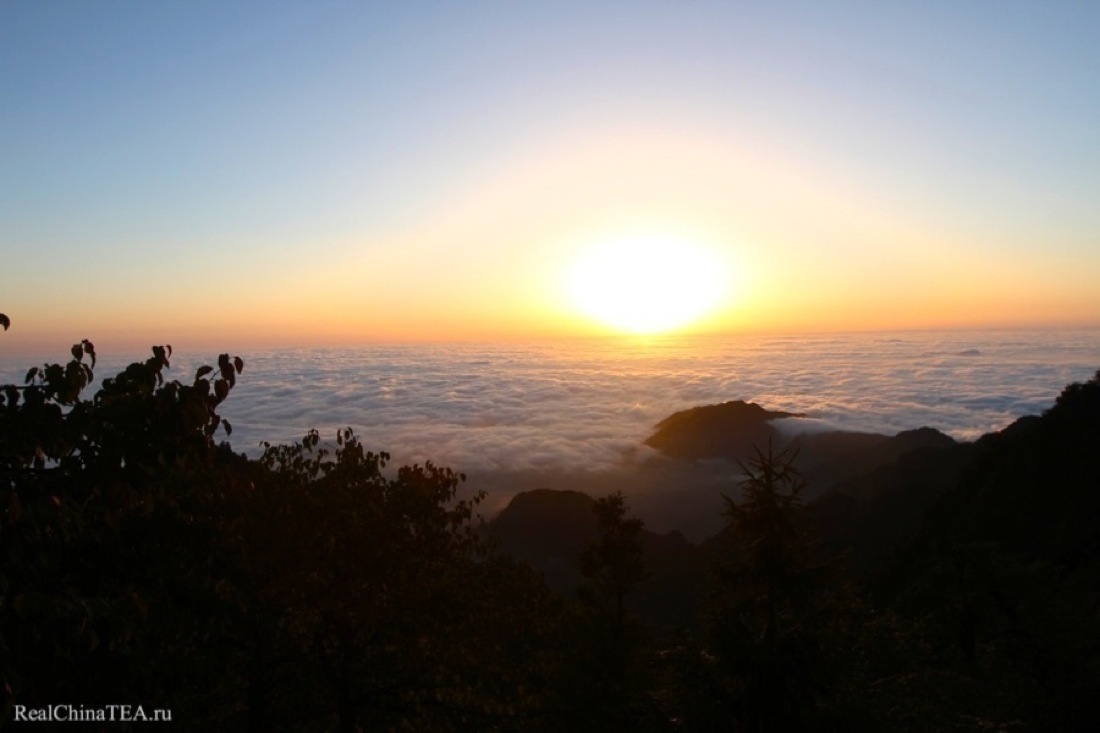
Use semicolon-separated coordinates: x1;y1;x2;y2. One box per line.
2;1;1098;353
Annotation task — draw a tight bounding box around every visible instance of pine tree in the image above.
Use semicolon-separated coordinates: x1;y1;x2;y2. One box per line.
711;442;823;731
580;491;648;627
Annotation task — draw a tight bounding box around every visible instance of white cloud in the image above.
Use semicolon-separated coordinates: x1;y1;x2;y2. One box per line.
2;330;1098;538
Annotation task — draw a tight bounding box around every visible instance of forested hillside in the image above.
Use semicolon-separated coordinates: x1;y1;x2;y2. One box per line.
2;328;1097;730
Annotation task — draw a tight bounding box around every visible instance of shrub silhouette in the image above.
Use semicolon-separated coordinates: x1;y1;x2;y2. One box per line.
1;339;246;714
1;338;569;729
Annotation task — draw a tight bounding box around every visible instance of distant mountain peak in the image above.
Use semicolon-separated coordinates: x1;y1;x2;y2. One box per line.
645;400;804;461
651;400;803;430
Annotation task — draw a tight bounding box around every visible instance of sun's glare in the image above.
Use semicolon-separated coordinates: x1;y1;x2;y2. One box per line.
567;235;728;334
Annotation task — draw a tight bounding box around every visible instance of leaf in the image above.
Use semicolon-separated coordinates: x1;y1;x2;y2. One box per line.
82;339;96;368
25;366;38;383
195;365;214;380
71;343;82;361
223;419;232;437
0;313;9;330
216;354;236;387
214;379;229;403
233;355;244;374
218;354;234;385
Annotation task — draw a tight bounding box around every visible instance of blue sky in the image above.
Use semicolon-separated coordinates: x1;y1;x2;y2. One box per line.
2;1;1098;351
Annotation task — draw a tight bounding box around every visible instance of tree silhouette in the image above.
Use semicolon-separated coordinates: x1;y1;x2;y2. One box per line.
243;428;571;730
565;491;656;730
1;335;573;729
708;442;824;730
580;491;647;626
0;341;246;716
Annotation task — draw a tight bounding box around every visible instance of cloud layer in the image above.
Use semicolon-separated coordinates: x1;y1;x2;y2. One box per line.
4;330;1098;479
4;329;1097;538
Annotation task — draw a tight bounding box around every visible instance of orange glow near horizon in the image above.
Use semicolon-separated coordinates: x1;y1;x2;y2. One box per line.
3;4;1100;354
2;123;1098;354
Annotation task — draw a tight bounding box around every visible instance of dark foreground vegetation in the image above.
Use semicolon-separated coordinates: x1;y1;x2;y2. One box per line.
2;328;1098;729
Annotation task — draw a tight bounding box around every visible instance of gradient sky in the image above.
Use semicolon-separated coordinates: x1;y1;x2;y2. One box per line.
2;1;1098;353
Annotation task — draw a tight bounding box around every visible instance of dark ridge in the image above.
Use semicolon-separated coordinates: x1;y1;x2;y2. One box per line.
644;400;804;461
487;488;705;625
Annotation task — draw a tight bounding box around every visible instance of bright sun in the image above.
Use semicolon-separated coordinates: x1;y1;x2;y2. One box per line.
567;235;727;334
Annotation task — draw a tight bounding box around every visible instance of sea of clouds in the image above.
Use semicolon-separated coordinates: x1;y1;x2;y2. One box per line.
5;329;1099;536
